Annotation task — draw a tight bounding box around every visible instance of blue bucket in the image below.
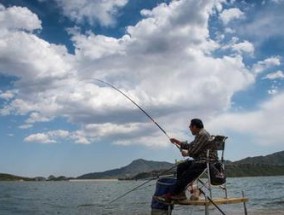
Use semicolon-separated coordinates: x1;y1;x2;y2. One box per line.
151;177;176;210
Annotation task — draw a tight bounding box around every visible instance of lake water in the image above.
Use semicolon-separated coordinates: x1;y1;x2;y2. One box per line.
0;176;283;215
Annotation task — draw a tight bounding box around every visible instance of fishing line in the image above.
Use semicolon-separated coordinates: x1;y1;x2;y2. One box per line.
107;163;178;205
94;78;181;151
94;78;171;139
93;79;182;205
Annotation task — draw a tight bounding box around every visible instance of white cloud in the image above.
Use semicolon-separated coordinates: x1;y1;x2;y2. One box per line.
24;133;55;144
24;130;70;144
2;0;281;149
208;92;284;146
0;4;41;31
0;90;15;100
231;40;254;55
252;57;281;75
220;8;245;25
26;112;52;124
222;37;255;55
53;0;128;26
236;1;284;46
268;89;278;95
1;0;254;146
72;33;129;59
263;70;284;80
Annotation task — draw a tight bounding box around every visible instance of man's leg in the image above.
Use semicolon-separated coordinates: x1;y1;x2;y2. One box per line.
173;162;206;195
176;160;192;180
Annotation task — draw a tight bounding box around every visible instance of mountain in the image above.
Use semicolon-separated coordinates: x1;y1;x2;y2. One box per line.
77;159;174;179
231;150;284;166
2;151;284;181
225;150;284;177
0;173;33;181
78;150;284;179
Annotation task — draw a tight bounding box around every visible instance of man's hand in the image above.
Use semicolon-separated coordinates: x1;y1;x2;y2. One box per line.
181;150;189;157
170;138;181;146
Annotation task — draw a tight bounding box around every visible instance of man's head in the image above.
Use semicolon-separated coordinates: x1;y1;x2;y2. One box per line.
189;118;204;135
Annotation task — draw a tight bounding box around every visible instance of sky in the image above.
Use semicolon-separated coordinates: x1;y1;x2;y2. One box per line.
0;0;283;178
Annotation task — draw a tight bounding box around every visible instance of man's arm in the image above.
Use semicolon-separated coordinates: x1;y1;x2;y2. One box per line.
178;131;210;158
186;134;209;157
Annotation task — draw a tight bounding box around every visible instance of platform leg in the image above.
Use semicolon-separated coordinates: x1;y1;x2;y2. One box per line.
205;196;209;215
167;204;171;215
242;191;248;215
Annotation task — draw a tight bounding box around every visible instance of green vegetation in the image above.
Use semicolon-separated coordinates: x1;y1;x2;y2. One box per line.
226;164;284;177
0;173;33;181
1;151;284;181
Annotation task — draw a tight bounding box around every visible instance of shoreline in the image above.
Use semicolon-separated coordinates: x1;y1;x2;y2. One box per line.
69;179;119;182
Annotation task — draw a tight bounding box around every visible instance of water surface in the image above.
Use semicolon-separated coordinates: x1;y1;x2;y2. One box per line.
0;176;283;215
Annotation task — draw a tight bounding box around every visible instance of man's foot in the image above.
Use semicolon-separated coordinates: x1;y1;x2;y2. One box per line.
153;193;172;203
170;192;187;200
154;192;187;203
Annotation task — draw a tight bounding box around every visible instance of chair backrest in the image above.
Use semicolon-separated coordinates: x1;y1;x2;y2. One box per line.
205;135;228;197
209;135;227;162
209;135;227;150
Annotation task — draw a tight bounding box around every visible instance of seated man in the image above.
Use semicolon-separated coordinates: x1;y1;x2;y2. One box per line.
160;118;218;201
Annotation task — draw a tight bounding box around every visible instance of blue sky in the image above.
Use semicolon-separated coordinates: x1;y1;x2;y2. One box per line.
0;0;283;178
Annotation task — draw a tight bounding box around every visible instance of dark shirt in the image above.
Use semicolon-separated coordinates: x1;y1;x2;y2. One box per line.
180;128;217;161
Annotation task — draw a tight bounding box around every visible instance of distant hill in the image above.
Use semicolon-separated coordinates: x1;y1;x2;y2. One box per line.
2;151;284;181
77;159;174;179
231;150;284;166
225;150;284;177
78;150;284;179
0;173;33;181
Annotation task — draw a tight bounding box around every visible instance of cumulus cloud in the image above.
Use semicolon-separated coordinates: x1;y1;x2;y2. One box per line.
231;40;254;55
222;37;255;55
263;70;284;80
1;0;282;149
24;133;55;144
24;130;70;144
220;8;245;25
0;90;15;100
252;57;281;75
0;4;42;31
208;92;284;146
52;0;128;26
236;1;284;45
1;0;255;146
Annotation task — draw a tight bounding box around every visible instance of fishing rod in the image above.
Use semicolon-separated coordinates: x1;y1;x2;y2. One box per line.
94;79;182;204
107;163;178;205
94;78;172;140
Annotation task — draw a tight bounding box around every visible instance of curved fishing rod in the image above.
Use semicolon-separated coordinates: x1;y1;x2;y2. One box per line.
94;79;171;140
94;79;181;204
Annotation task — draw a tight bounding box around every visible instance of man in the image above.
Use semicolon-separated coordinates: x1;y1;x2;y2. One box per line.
160;118;217;201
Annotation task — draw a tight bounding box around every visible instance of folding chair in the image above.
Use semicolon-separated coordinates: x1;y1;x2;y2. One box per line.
195;135;228;199
173;136;248;215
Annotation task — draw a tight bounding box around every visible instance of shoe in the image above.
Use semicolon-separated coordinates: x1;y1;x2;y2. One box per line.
153;193;172;203
170;192;187;200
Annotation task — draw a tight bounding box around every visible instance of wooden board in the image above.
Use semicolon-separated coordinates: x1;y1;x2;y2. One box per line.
176;197;249;206
153;196;249;206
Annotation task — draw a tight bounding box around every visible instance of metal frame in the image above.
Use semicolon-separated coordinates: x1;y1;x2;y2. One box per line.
199;135;228;199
